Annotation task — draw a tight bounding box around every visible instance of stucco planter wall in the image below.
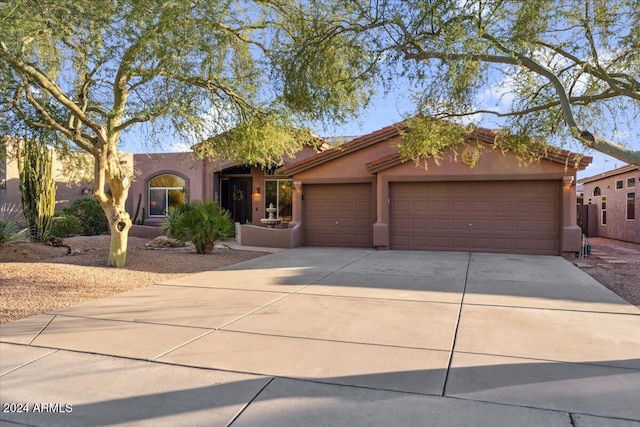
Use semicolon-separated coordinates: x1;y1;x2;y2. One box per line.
235;222;302;249
129;224;163;239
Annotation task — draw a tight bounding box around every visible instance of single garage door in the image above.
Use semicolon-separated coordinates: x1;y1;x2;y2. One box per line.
391;181;561;255
304;183;373;247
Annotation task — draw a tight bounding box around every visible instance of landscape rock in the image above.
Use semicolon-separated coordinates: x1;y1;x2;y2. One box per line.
145;236;186;248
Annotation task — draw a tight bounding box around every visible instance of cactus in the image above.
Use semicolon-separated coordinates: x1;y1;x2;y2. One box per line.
132;193;141;224
140;207;145;225
16;139;56;242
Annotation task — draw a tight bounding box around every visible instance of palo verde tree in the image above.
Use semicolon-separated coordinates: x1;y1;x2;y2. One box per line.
278;0;640;165
0;1;364;267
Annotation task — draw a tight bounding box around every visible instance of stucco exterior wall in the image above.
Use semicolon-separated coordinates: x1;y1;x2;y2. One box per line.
293;139;398;182
130;152;206;225
1;143;122;211
581;169;639;243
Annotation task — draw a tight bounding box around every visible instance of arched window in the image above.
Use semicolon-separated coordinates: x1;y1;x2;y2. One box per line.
148;174;186;217
593;186;601;196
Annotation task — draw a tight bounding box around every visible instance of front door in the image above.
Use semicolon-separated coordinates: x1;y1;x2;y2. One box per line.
222;177;252;224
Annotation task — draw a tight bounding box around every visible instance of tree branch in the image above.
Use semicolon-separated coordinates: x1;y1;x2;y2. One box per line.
0;40;103;135
405;36;639;165
534;40;640;100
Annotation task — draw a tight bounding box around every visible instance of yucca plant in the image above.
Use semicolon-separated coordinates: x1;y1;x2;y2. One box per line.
159;206;186;240
0;203;28;246
175;201;234;254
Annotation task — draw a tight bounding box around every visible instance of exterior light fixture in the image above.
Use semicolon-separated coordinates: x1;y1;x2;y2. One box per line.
252;186;262;202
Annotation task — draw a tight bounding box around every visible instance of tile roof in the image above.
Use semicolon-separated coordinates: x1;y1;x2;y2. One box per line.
280;118;592;175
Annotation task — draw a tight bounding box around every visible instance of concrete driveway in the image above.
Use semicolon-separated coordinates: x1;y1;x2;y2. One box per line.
1;248;639;426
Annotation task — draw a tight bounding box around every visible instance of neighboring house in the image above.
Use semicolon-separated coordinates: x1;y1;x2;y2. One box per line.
578;164;639;243
0;140;125;211
265;122;591;257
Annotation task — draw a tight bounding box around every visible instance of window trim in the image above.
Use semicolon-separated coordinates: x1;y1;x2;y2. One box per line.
593;186;601;196
627;192;636;221
628;177;636;188
601;195;607;226
264;179;293;222
615;180;624;190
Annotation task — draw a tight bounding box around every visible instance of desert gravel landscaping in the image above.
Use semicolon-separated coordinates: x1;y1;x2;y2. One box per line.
0;235;267;324
572;236;640;307
1;235;638;324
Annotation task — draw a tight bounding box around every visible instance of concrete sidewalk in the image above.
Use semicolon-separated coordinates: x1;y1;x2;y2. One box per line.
1;248;639;426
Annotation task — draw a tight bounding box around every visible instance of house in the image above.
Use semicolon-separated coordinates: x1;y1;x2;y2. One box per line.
578;164;639;243
127;145;323;228
3;121;594;256
241;121;591;257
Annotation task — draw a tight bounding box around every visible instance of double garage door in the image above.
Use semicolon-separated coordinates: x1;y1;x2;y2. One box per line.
391;181;561;255
303;181;561;255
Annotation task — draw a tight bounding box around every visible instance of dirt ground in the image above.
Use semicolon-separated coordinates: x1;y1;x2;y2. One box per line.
0;235;267;324
1;235;638;324
572;236;640;307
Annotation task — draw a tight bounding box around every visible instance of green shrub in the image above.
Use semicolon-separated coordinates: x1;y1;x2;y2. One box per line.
63;198;108;235
175;201;234;254
0;204;27;246
50;215;84;238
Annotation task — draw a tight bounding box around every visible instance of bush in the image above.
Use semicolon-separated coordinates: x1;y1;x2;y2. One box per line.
159;206;186;240
62;198;108;235
175;201;234;254
50;215;84;238
0;204;27;246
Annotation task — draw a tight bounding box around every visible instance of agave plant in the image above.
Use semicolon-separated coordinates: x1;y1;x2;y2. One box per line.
0;203;28;246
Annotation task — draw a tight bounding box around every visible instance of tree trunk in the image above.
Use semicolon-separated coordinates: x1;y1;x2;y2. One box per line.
105;204;132;267
93;139;133;268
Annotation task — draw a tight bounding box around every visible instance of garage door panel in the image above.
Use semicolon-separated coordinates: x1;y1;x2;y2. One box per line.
452;219;470;230
537;201;557;213
427;201;446;212
516;201;538;213
304;184;373;247
431;218;449;229
514;220;535;232
494;220;513;231
472;219;491;230
353;201;370;211
472;200;492;212
495;201;514;212
491;238;513;250
452;201;470;212
470;237;491;249
391;181;560;255
393;218;410;229
536;220;558;232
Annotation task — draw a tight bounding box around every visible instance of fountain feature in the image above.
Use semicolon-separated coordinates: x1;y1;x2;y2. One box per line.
260;203;282;228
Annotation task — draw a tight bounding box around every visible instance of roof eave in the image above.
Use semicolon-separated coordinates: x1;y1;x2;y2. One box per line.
578;164;639;184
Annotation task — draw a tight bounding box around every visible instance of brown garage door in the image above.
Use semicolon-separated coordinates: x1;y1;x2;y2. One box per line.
391;181;561;255
304;183;373;247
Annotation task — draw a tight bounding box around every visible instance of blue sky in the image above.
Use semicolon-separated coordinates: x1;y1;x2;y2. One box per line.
119;87;637;181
